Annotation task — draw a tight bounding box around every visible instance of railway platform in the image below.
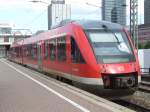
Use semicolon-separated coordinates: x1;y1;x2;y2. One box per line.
0;58;134;112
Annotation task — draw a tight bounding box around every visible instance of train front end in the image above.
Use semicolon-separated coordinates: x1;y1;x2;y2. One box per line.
83;21;140;93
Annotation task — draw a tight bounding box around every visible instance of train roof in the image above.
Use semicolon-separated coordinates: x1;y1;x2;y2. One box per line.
11;39;24;47
52;19;123;30
74;20;123;30
11;20;124;47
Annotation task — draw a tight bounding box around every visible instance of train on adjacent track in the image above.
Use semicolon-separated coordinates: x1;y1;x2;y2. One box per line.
9;20;141;96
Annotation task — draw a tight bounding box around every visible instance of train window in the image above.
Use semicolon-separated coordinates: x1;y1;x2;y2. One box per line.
71;37;85;63
49;39;56;60
22;46;25;57
57;37;66;62
85;30;135;63
26;44;32;57
26;44;37;59
19;47;22;57
32;44;37;59
44;41;49;59
24;45;29;57
15;47;19;57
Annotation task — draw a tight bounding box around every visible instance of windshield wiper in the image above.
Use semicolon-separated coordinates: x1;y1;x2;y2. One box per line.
102;25;120;44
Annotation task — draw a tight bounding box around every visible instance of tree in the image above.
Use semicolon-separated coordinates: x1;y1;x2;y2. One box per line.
138;43;143;49
144;41;150;49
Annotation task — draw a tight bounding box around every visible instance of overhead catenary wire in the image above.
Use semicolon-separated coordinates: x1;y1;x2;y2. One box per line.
23;8;47;28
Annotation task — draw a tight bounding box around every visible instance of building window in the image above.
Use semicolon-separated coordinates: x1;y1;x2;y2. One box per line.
49;39;56;60
71;37;85;63
111;7;118;23
0;28;11;34
57;37;66;62
4;37;9;42
44;41;49;59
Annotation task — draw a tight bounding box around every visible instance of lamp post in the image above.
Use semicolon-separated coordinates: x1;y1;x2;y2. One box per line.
130;0;138;51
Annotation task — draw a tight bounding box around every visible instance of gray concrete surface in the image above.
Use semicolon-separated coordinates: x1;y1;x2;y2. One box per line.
0;59;134;112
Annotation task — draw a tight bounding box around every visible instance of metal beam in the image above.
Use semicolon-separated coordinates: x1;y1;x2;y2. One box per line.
130;0;138;49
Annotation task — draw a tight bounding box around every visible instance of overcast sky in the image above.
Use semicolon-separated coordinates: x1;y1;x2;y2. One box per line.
0;0;144;33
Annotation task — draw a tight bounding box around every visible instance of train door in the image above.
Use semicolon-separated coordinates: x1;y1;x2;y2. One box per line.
21;40;24;64
37;42;42;69
70;37;85;78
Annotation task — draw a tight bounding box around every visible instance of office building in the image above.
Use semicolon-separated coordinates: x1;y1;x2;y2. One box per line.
144;0;150;24
48;0;71;29
102;0;126;25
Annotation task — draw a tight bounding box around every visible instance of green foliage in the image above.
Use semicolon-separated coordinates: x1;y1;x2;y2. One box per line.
137;41;150;49
138;43;143;49
144;41;150;49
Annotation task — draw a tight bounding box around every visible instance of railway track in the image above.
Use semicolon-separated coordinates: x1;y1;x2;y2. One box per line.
114;73;150;112
141;74;150;82
112;99;150;112
139;74;150;93
139;81;150;93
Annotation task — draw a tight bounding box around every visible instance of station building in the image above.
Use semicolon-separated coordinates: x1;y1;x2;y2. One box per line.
0;23;32;58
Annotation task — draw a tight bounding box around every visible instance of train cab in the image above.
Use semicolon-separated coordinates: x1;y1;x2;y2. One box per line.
74;20;140;89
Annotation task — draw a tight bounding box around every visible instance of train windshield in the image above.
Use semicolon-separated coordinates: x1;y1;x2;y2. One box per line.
85;30;135;63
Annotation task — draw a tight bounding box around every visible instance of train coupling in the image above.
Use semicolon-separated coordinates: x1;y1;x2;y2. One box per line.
115;76;135;88
102;74;137;89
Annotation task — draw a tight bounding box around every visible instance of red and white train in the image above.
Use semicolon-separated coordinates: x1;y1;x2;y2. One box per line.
9;20;141;96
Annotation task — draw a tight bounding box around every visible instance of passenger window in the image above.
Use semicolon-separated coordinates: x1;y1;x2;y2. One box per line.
57;37;66;62
31;44;37;59
19;47;22;57
71;37;85;63
24;45;29;57
25;44;37;59
44;41;48;59
26;44;32;57
49;39;56;60
15;47;19;57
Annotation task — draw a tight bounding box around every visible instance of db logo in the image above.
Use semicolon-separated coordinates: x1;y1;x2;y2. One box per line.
118;66;124;71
